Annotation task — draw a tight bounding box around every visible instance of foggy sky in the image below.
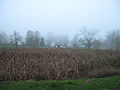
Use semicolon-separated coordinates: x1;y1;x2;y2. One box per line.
0;0;120;39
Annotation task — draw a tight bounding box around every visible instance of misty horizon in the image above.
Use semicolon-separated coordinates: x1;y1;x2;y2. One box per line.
0;0;120;39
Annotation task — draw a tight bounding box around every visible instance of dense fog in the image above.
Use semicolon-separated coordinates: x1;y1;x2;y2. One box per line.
0;0;120;49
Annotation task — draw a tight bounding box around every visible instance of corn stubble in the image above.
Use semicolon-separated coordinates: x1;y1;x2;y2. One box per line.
0;48;120;81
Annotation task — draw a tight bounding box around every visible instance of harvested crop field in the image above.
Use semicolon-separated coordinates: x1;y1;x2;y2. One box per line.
0;48;120;81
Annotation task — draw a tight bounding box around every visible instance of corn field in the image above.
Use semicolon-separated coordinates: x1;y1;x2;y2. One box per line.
0;48;120;81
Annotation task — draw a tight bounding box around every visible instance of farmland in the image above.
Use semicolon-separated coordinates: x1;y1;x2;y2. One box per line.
0;48;120;81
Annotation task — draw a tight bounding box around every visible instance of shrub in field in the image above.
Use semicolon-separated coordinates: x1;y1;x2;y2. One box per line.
0;48;120;81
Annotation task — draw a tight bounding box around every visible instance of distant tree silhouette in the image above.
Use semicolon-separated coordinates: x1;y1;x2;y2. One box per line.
40;37;45;47
10;31;22;47
105;29;120;50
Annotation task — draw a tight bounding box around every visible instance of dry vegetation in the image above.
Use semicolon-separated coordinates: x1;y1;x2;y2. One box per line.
0;48;120;81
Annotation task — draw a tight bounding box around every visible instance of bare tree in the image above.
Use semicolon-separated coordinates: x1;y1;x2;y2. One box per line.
71;34;80;48
105;29;120;50
40;37;45;47
25;30;35;47
34;31;41;47
10;31;22;47
78;26;97;48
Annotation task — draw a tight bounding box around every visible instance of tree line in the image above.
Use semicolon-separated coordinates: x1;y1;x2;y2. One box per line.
0;27;120;50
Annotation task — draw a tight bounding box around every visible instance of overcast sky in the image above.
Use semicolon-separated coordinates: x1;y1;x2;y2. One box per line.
0;0;120;39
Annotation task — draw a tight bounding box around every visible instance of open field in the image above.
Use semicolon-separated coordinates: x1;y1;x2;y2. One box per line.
0;48;120;81
0;75;120;90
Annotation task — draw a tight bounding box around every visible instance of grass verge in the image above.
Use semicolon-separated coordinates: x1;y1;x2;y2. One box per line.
0;75;120;90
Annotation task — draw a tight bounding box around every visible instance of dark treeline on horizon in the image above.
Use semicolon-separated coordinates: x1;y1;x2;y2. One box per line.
0;27;120;50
